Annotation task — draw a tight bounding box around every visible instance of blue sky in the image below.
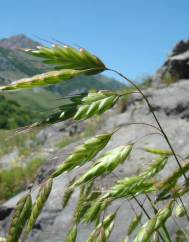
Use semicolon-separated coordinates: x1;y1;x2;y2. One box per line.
0;0;189;82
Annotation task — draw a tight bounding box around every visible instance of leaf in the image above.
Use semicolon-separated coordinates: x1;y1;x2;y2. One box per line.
127;213;142;236
65;225;77;242
7;193;32;242
25;45;106;74
23;178;53;239
144;147;173;156
52;132;113;178
73;145;133;187
0;69;84;90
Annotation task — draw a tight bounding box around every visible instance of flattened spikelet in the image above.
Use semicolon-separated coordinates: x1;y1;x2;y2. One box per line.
86;212;116;242
74;91;120;120
133;201;174;242
156;161;189;201
62;178;76;209
7;193;32;242
52;132;113;178
73;182;101;223
141;156;168;179
0;69;83;90
175;203;187;217
103;176;154;200
24;178;53;238
99;156;167;204
25;45;106;74
83;198;112;223
65;225;77;242
73;145;133;187
127;213;142;236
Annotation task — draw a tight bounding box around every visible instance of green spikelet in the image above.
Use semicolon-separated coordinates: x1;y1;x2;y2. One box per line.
25;45;106;74
74;91;120;120
83;198;112;223
175;230;188;241
65;225;77;242
101;157;167;203
156;161;189;201
62;178;76;209
0;69;83;90
175;203;187;218
7;193;32;242
151;232;160;242
73;145;133;187
52;132;113;178
86;212;116;242
122;236;130;242
133;201;174;242
73;190;87;223
73;182;101;223
141;156;168;179
144;147;173;156
127;213;142;236
103;176;154;200
24;178;53;238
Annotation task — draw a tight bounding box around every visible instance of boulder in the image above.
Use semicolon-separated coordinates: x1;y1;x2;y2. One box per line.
153;40;189;86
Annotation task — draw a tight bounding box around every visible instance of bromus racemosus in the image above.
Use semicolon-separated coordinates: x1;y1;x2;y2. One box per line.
2;43;189;242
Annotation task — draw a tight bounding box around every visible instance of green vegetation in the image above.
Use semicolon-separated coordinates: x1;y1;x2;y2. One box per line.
0;129;37;157
0;95;38;129
0;157;45;202
0;39;124;130
161;71;179;85
2;43;188;242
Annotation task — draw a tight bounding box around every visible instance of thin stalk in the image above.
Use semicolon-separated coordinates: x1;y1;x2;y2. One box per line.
177;195;189;221
108;68;188;183
132;194;165;242
161;224;173;242
132;194;150;219
110;67;189;222
145;194;172;242
172;216;189;240
117;122;161;132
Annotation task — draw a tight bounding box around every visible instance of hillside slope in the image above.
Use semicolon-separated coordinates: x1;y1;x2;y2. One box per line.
0;34;125;127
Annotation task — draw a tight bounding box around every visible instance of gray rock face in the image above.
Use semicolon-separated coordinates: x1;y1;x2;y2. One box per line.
1;80;189;241
153;39;189;87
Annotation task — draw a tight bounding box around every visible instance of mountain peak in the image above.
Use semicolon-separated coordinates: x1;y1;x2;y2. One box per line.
0;34;40;49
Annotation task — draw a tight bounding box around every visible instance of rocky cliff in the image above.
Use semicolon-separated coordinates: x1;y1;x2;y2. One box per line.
153;39;189;86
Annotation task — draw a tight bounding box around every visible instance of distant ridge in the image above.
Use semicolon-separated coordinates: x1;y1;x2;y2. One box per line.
0;34;40;49
0;34;125;109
